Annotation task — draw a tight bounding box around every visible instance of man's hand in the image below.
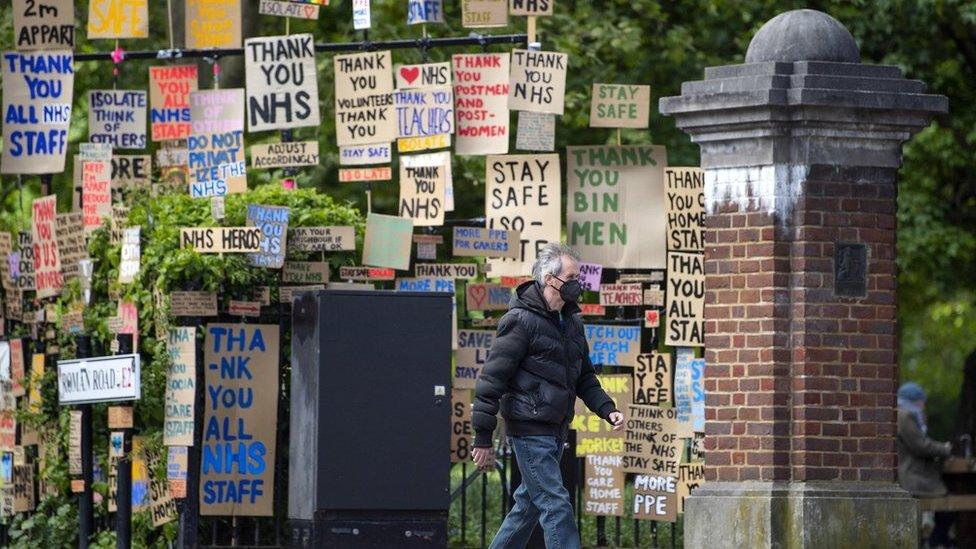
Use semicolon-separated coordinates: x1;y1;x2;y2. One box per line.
472;446;495;471
608;411;625;431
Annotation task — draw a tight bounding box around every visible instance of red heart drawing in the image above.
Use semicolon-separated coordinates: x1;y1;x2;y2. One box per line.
400;67;420;85
468;284;487;309
304;5;316;17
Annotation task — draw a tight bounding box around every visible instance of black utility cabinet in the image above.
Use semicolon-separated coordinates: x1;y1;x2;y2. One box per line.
288;290;453;548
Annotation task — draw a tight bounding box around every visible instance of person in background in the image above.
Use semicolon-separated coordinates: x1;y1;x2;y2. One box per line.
897;381;955;547
470;243;624;549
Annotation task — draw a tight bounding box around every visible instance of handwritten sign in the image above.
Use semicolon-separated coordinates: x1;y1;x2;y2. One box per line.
584;455;624;516
362;213;412;270
451;389;472;462
584;324;640;367
401;151;454;211
407;0;443;24
515;111;555;152
57;354;141;404
338;266;396;281
201;324;280;516
634;352;671;405
399;164;445;226
510;0;552;16
572;374;630;455
485;154;560;276
677;462;704;513
339;143;391;166
415;263;477;279
13;0;74;50
258;0;319;19
508;50;567;115
118;226;140;283
31;195;62;298
147;446;177;526
279;285;324;303
462;0;507;27
590;84;650;128
673;348;702;437
454;329;493;389
13;455;35;512
0;51;74;174
250;141;319;169
170;291;218;316
87;0;148;39
624;404;681;475
112;154;151;190
644;288;665;307
567;146;666;268
228;301;261;317
149;65;197;141
634;474;678;522
186;0;242;49
282;262;329;283
9;339;25;397
352;0;371;29
167;446;188;498
339;166;392;182
452;226;519;258
246;205;290;268
180;227;263;253
579;262;602;292
289;226;355;252
245;34;319;131
394;87;454;146
599;283;642;307
334;51;395;146
665;252;704;347
465;283;510;311
108;406;133;428
88;90;147;149
189;89;247;198
163;327;196;446
665;168;704;253
395;62;451;90
453;53;510;155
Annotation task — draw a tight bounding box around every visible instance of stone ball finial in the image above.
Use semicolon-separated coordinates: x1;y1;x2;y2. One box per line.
745;9;860;64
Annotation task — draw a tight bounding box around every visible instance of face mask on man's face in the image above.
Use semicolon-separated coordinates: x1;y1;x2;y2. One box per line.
550;275;582;303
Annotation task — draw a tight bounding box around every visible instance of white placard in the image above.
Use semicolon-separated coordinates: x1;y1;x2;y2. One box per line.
57;354;141;404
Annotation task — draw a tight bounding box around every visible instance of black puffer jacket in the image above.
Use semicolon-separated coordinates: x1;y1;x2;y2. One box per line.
472;280;617;447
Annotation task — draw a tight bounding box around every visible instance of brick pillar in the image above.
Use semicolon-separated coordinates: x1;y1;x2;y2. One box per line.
660;9;946;548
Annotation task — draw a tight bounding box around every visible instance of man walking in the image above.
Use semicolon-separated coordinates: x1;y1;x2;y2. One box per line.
471;243;624;549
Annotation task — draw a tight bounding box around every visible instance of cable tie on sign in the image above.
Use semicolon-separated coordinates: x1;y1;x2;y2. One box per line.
156;48;184;60
417;37;431;62
470;32;489;52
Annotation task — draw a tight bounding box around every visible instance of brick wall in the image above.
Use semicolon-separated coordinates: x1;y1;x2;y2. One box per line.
701;165;898;483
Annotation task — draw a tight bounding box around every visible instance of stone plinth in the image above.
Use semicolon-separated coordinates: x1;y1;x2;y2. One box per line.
660;9;947;547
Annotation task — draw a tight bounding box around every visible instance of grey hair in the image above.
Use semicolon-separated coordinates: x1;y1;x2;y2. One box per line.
532;243;581;284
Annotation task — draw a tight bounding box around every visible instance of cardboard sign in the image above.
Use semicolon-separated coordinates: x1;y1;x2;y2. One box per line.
399;164;445;226
401;151;454;211
9;340;25;397
691;432;704;462
452;226;519;258
485;154;560;276
584;324;640;367
188;89;247;198
250;141;319;169
149;65;198;142
228;300;261;317
462;0;507;27
0;50;74;174
644;309;660;328
52;214;83;283
170;291;218;316
31;195;62;298
352;0;371;29
245;34;320;131
88;90;147;149
67;409;82;474
118;226;141;283
673;348;703;437
282;262;329;283
415;263;478;279
338;266;396;281
147;446;177;527
395;62;451;89
589;84;651;129
510;0;552;16
180;227;263;253
644;288;665;307
87;0;148;39
508;50;567;115
13;0;74;50
583;455;624;517
515;111;555;151
634;352;671;405
279;285;324;303
572;374;630;455
394;87;454;142
362;213;412;270
678;462;704;513
396;277;454;292
453;53;510;155
624;404;681;475
112;155;152;189
567;145;667;268
599;283;642;307
408;0;443;24
455;329;493;389
13;457;35;512
164;327;196;446
334;51;395;146
579;262;602;292
246;204;290;268
634;474;678;522
398;132;451;153
665;168;705;253
258;0;320;19
289;226;355;252
465;283;510;312
339;166;392;182
108;405;134;428
339;143;392;166
201;324;280;516
167;446;189;498
451;389;472;462
580;304;605;316
186;0;242;48
665;252;704;347
57;354;140;404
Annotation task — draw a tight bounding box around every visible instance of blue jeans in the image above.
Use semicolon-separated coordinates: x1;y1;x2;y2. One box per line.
490;435;581;549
